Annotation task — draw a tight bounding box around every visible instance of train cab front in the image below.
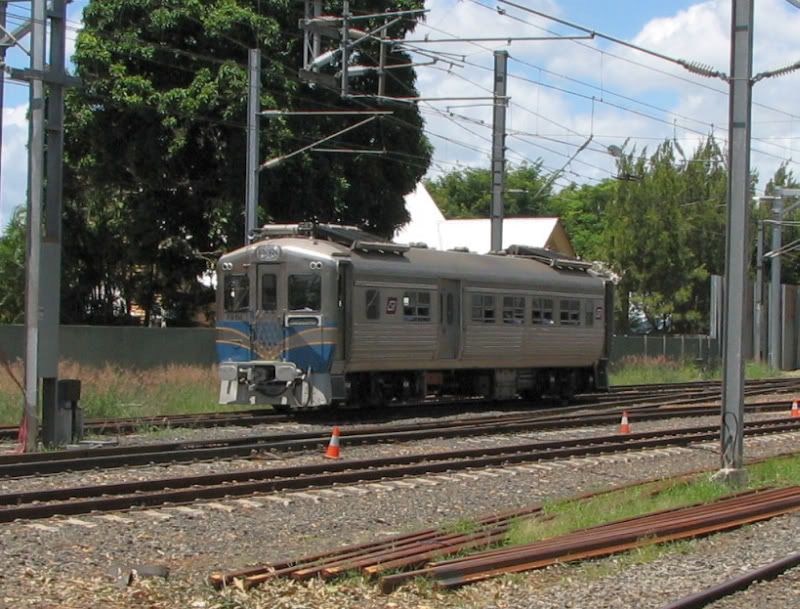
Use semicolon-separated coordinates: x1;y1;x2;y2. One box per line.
215;240;337;410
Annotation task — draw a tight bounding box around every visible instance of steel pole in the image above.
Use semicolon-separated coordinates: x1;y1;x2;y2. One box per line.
0;1;6;192
489;50;508;253
40;0;68;446
769;198;782;370
718;0;754;484
341;0;349;97
245;49;261;244
23;0;47;452
754;220;764;361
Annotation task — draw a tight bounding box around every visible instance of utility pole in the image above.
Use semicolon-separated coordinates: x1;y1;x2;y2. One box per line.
0;1;6;191
245;48;261;243
23;0;46;452
768;196;782;370
754;218;765;362
718;0;753;485
40;0;69;446
489;50;508;253
340;0;350;97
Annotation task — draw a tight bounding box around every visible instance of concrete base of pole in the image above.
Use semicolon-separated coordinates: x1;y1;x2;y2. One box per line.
712;468;749;487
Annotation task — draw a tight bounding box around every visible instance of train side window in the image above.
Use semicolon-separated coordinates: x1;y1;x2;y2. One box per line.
532;298;554;325
366;289;380;320
560;299;581;325
446;293;454;325
288;274;321;311
471;294;495;323
224;274;250;312
260;274;277;311
585;300;594;326
403;291;431;322
502;296;525;324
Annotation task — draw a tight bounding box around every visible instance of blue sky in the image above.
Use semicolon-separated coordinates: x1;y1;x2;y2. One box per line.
2;0;799;230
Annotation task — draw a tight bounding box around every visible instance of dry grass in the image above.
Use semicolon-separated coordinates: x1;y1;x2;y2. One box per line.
0;359;225;425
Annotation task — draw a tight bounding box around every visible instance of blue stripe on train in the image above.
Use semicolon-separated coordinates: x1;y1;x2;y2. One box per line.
216;319;337;372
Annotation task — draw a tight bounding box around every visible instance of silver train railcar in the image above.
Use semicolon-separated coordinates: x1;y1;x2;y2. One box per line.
216;223;611;409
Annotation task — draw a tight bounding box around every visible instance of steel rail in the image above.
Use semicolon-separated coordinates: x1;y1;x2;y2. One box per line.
0;398;796;477
211;485;800;593
658;552;800;609
1;418;799;523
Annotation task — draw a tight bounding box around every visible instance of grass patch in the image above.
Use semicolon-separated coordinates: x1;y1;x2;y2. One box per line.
506;453;800;549
610;355;783;386
439;517;482;536
0;359;249;426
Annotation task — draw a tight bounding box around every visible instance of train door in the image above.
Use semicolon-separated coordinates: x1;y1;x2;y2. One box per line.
252;263;285;361
438;279;461;359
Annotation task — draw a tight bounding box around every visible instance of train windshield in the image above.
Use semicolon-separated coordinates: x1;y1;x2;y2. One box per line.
223;274;250;312
288;274;321;311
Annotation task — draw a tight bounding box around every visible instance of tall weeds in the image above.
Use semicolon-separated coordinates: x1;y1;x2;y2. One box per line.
0;359;221;424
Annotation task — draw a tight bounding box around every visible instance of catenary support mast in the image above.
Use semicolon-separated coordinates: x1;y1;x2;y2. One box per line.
719;0;754;483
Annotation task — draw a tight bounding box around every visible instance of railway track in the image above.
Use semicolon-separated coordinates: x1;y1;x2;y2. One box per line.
210;486;800;593
2;417;800;523
0;398;795;478
1;376;798;441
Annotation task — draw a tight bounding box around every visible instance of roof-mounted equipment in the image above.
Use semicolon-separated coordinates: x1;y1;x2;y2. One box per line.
350;241;410;256
505;245;593;272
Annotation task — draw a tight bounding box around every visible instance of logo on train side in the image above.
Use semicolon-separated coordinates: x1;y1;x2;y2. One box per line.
386;297;398;314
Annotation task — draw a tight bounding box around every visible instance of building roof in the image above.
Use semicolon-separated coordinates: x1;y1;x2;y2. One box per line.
396;183;576;257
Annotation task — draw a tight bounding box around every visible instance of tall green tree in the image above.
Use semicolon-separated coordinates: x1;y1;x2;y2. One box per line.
0;208;25;323
64;0;431;324
606;136;727;333
425;162;553;219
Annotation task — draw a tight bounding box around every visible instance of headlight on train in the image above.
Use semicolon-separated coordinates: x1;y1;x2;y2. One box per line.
256;244;281;262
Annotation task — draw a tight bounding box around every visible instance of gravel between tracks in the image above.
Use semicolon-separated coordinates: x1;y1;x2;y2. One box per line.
1;425;800;608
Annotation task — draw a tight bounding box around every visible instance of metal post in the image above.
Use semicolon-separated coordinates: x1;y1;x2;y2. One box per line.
0;1;6;191
341;0;350;97
718;0;753;484
769;197;782;370
245;49;261;244
23;0;47;452
754;219;764;361
490;50;508;253
40;0;68;447
378;18;387;97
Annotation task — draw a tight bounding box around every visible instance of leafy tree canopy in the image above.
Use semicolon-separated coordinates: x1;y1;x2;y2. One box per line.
0;207;25;324
64;0;431;324
424;162;552;219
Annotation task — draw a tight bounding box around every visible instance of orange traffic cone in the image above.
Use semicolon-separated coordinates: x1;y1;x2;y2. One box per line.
324;426;341;459
619;411;631;434
792;400;800;418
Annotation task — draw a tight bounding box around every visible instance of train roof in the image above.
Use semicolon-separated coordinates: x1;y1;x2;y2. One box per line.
227;224;604;293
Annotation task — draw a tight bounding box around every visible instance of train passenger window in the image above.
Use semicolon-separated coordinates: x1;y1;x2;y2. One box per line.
531;298;554;325
585;301;594;327
260;274;277;311
288;274;321;311
403;291;431;322
446;293;454;325
471;294;495;323
560;299;581;326
502;296;525;325
224;274;250;312
366;289;380;320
